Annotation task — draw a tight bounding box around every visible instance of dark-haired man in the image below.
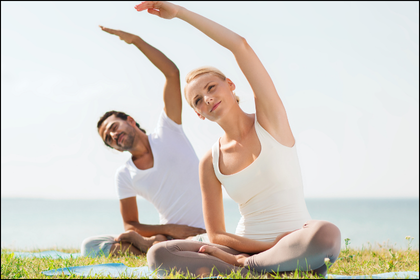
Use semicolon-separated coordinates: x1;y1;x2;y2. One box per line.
80;26;206;257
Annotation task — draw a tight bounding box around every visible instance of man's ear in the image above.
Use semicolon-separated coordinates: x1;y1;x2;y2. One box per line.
127;116;136;127
226;78;236;91
195;111;205;120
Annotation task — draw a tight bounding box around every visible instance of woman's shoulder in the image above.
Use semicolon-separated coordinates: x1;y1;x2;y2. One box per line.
199;147;222;184
199;148;214;171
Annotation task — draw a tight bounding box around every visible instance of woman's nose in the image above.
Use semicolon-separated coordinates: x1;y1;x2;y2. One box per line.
204;95;213;105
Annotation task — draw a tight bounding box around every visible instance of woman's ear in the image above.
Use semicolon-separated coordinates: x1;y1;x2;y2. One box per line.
226;78;236;91
195;111;205;120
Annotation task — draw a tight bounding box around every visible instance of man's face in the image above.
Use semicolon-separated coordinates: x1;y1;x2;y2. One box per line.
98;115;137;152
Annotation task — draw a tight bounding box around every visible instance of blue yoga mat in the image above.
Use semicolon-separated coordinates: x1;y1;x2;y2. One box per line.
42;263;154;278
327;272;419;279
7;251;418;279
7;251;81;259
41;263;419;279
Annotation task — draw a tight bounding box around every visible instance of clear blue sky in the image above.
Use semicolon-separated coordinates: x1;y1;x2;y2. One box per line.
1;1;418;199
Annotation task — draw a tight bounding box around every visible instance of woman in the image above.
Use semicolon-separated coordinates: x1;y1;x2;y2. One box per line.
135;1;341;277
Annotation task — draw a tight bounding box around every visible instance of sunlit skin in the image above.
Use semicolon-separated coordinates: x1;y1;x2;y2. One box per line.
185;73;240;123
135;0;298;266
98;115;154;169
95;21;207;257
111;230;167;254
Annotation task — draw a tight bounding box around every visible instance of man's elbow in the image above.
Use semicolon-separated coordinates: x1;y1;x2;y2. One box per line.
165;67;180;79
123;221;136;232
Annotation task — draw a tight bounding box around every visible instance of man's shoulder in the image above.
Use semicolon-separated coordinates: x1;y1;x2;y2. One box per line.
155;109;184;135
115;161;131;178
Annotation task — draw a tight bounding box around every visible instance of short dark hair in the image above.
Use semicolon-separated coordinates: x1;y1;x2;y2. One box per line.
97;110;146;148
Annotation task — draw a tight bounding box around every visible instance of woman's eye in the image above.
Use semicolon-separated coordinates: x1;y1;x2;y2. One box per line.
195;98;201;105
208;85;214;91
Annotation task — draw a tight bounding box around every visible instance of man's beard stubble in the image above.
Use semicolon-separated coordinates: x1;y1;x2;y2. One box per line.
118;125;136;151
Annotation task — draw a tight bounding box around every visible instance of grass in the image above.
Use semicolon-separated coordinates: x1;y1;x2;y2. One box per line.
1;237;418;279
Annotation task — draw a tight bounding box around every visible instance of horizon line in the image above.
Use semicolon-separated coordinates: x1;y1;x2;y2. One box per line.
1;196;419;201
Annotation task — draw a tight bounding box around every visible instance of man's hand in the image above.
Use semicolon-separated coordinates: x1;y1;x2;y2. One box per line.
166;224;206;239
99;26;139;44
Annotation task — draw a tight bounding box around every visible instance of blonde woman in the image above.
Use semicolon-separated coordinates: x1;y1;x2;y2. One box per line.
135;1;341;277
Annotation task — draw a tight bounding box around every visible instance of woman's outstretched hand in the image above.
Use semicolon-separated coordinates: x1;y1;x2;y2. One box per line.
99;26;138;44
134;1;180;19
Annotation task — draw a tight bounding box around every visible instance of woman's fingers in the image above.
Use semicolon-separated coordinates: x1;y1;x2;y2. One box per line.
147;8;160;16
135;1;157;12
135;1;177;19
198;245;207;253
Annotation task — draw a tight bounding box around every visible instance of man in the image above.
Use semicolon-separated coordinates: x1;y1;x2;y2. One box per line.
81;26;206;257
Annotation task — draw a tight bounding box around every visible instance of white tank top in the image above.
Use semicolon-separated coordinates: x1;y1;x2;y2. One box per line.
212;115;311;242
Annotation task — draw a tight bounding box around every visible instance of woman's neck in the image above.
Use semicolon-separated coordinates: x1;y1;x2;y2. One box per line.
217;107;255;142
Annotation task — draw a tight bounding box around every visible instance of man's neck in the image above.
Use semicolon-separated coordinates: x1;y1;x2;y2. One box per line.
130;133;154;170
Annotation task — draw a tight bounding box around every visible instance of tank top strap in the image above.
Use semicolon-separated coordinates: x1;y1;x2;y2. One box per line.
254;116;267;144
254;114;267;147
254;114;294;149
211;138;222;177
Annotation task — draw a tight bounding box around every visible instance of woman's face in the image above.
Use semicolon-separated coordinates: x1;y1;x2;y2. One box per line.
185;73;236;121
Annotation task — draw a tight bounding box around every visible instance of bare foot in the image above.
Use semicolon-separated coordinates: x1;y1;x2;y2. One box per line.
198;245;249;266
115;231;166;252
151;234;167;246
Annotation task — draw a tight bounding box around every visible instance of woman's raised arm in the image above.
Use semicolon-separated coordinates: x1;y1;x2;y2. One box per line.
135;1;295;147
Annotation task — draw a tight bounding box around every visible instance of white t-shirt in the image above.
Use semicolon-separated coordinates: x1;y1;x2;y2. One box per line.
115;110;205;229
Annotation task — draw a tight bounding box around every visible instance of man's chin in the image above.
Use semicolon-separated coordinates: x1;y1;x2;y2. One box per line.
120;145;133;152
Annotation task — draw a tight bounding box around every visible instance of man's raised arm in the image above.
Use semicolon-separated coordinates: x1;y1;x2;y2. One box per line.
100;26;182;124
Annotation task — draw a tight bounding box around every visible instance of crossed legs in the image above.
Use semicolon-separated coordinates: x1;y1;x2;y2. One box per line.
109;230;167;256
147;220;341;277
81;231;166;257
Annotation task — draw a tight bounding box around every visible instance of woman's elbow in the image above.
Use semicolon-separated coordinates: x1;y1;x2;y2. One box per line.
233;36;252;53
239;36;248;47
208;232;224;244
208;232;217;244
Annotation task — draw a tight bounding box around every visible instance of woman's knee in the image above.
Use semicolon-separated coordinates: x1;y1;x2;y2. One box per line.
147;242;171;269
310;220;341;256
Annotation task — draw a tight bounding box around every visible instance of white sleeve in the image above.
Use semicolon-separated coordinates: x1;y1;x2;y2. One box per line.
154;109;184;135
115;166;136;200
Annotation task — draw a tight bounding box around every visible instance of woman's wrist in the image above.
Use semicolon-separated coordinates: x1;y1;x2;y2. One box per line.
175;5;187;20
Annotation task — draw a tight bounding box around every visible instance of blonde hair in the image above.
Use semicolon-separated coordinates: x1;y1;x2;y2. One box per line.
184;66;240;107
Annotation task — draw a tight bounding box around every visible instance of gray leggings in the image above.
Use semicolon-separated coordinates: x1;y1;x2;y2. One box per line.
147;220;341;277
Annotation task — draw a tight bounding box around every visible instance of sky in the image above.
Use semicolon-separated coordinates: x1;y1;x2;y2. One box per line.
1;1;419;200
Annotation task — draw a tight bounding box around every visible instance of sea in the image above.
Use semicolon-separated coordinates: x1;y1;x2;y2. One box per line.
1;198;418;251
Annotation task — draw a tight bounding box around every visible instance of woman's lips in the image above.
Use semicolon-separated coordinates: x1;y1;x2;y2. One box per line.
211;101;221;112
